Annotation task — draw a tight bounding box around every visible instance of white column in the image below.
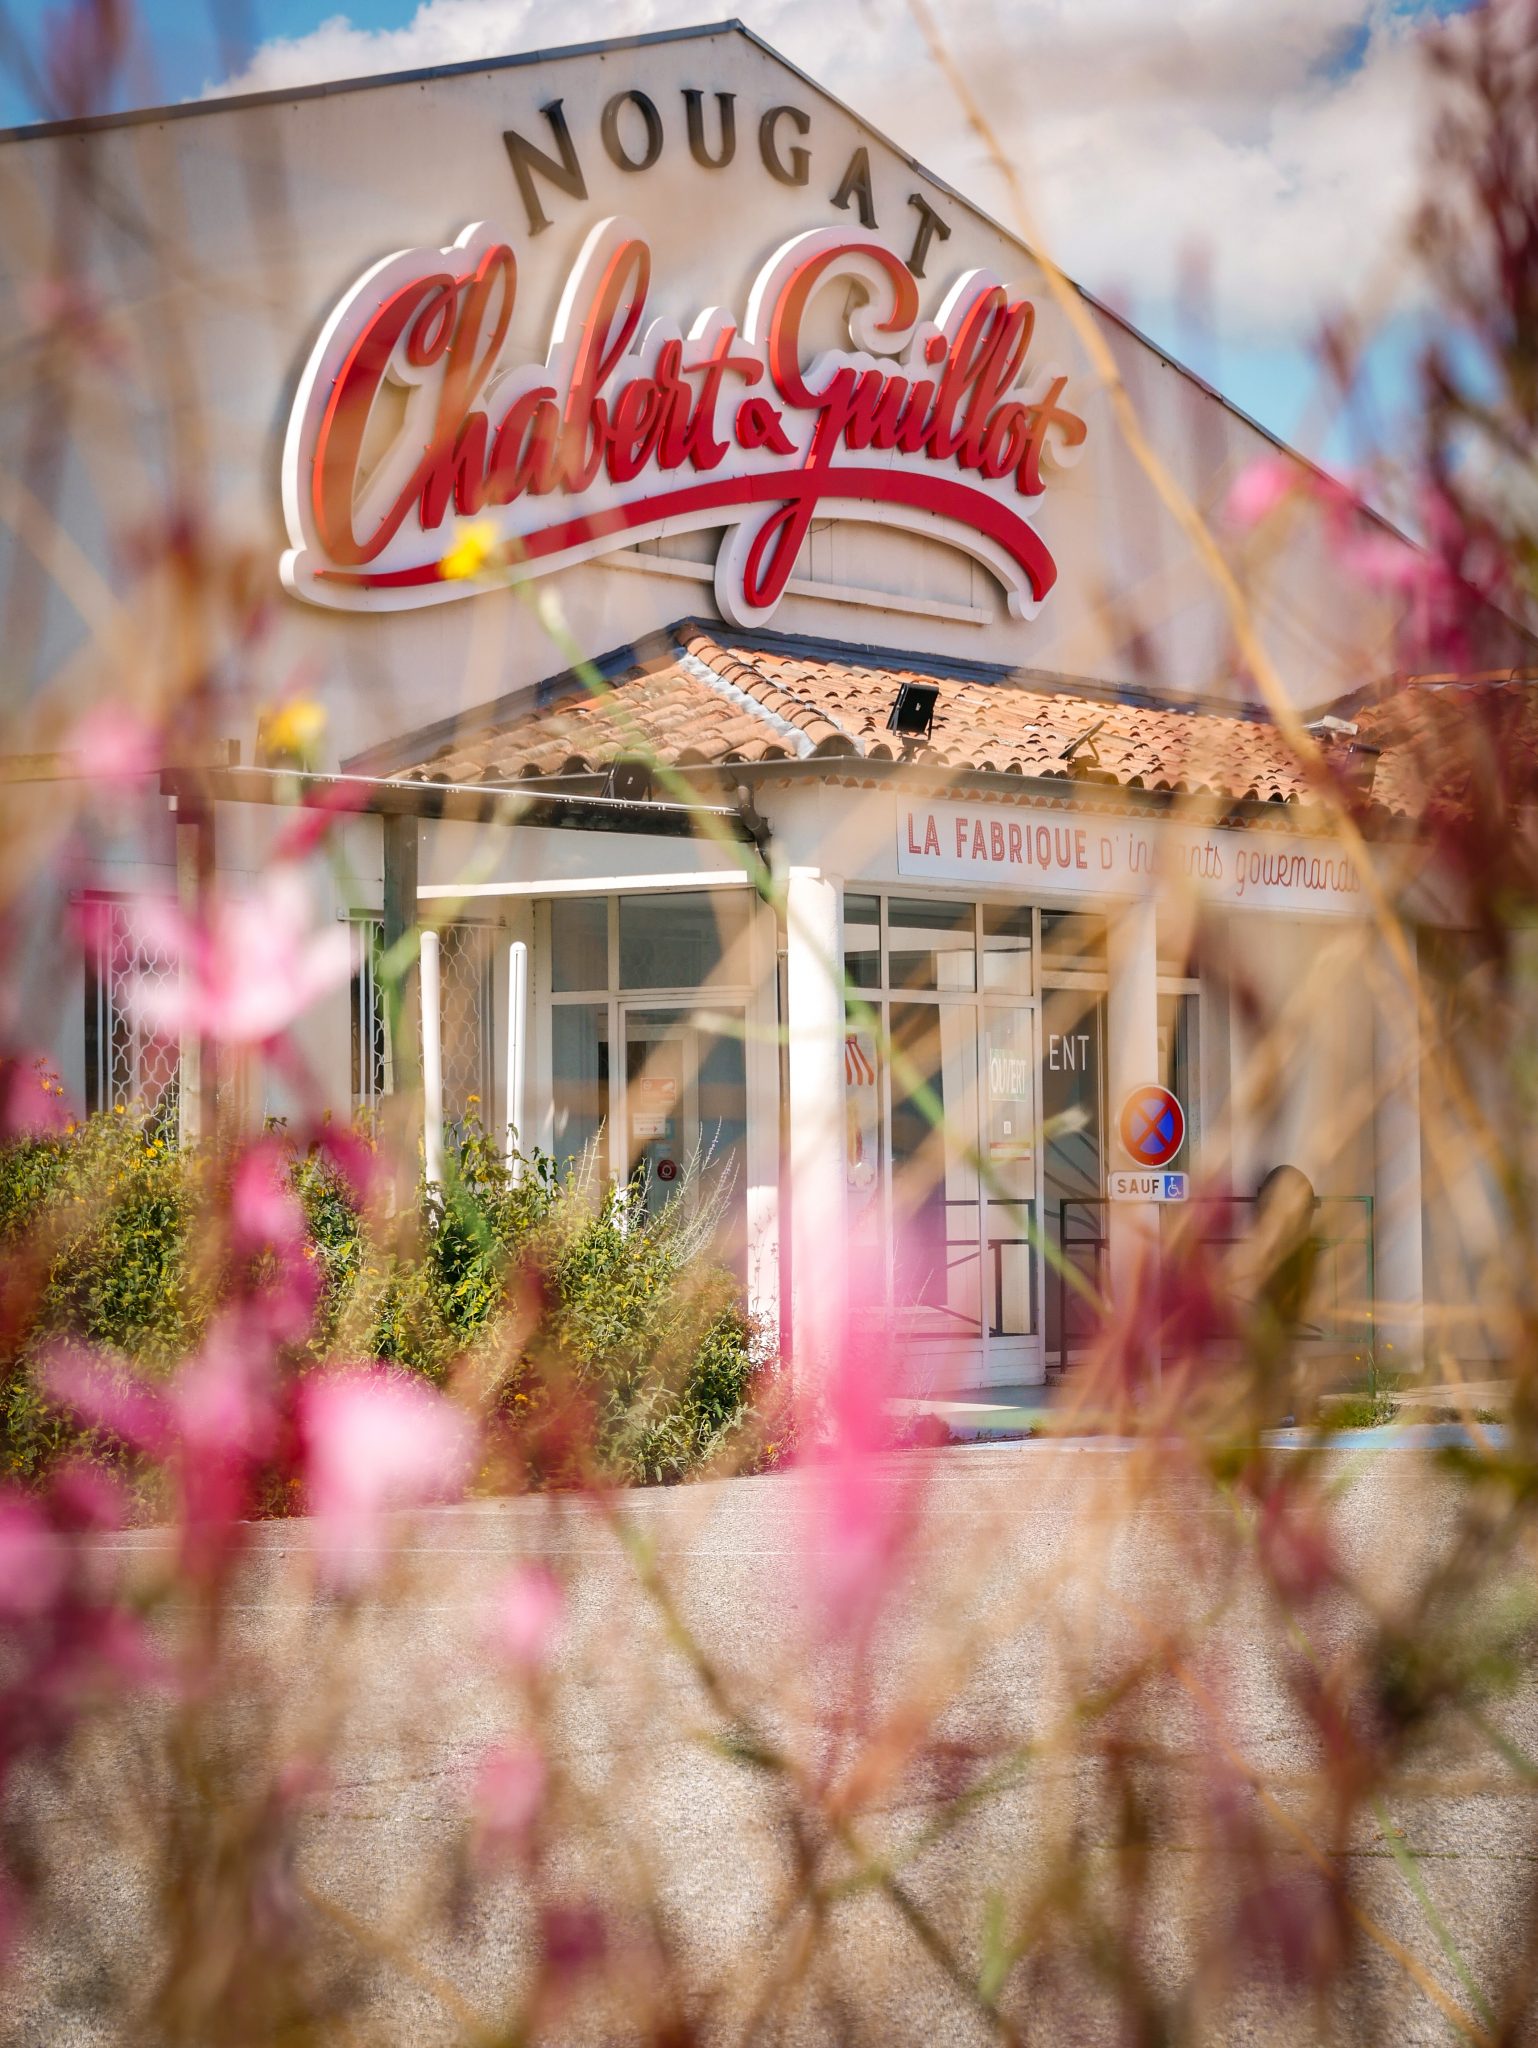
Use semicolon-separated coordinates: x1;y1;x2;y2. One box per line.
1106;893;1161;1336
1373;926;1423;1371
505;938;528;1176
784;868;848;1388
420;928;444;1190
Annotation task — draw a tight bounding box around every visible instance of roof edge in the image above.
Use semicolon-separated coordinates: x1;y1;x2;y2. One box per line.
0;19;748;145
0;14;1416;552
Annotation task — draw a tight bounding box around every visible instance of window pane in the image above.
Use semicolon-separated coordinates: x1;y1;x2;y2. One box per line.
1041;909;1106;972
889;1000;980;1333
552;896;608;992
888;897;975;993
553;1002;609;1175
984;1007;1035;1337
1157;992;1198;1172
1041;989;1104;1359
619;891;749;989
843;892;881;990
623;1007;748;1270
982;903;1033;993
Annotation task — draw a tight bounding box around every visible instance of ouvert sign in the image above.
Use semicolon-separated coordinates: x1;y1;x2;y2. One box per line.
897;799;1365;917
280;215;1087;626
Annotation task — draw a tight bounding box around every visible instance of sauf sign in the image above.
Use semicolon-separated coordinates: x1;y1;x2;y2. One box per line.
280;211;1087;626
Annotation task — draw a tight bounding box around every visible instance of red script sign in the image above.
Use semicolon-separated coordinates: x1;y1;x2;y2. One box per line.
280;218;1086;624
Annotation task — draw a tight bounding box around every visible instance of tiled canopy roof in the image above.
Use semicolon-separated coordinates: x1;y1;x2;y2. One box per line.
391;622;1457;820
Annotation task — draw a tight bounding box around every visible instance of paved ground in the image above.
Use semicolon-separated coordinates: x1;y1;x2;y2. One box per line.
8;1439;1537;2045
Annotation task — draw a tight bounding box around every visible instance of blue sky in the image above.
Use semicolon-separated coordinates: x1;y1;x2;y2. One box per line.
0;0;1475;472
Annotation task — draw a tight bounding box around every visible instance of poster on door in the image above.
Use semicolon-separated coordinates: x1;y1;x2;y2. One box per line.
844;1031;879;1209
985;1015;1034;1162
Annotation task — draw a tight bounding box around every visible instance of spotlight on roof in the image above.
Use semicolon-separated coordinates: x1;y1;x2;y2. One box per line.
886;681;938;750
604;755;655;804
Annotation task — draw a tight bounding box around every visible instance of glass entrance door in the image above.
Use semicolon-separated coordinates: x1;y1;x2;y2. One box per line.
844;894;1046;1390
620;1005;748;1264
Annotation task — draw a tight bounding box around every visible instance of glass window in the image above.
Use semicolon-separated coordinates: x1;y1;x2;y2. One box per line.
552;1002;609;1174
982;903;1033;993
619;890;749;989
1157;991;1198;1172
888;897;976;993
623;1007;748;1269
1041;909;1106;972
889;1000;980;1333
551;896;608;992
1041;988;1104;1358
843;892;881;990
83;896;180;1119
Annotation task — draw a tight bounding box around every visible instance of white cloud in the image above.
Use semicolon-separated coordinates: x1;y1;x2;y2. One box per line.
205;0;1438;343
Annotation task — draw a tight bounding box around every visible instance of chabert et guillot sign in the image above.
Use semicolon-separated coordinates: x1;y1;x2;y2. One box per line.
280;218;1087;626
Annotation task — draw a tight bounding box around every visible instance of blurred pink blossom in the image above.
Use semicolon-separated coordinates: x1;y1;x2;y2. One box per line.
1226;454;1360;532
230;1140;307;1257
66;703;159;790
490;1564;564;1671
540;1900;607;1979
0;1056;72;1140
0;1496;68;1619
126;870;351;1048
40;1343;170;1459
473;1740;547;1860
174;1318;278;1469
300;1370;474;1585
808;1259;915;1640
1225;456;1299;529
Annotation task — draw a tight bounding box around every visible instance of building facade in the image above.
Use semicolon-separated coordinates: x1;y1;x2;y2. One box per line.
1;23;1520;1393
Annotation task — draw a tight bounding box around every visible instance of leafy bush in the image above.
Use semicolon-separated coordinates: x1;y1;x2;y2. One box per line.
0;1106;776;1496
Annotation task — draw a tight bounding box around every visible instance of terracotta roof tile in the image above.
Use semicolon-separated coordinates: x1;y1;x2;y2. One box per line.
391;620;1484;822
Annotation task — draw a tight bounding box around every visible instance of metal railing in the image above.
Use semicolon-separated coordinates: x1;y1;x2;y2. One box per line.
1054;1194;1375;1370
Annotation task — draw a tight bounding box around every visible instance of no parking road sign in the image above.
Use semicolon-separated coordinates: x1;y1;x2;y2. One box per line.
1118;1084;1185;1170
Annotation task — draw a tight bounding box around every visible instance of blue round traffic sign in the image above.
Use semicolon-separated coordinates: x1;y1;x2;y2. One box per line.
1118;1085;1185;1169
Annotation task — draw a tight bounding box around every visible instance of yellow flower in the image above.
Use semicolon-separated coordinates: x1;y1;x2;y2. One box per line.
440;519;502;582
263;697;327;760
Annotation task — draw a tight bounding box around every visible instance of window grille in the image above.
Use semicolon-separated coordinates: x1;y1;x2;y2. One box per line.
351;916;493;1124
83;897;180;1117
351;917;388;1115
439;923;494;1124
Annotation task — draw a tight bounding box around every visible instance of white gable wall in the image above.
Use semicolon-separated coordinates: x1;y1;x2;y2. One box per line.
0;24;1409;769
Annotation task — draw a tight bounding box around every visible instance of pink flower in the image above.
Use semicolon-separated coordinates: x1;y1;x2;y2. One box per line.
40;1344;170;1459
230;1141;306;1257
0;1056;72;1139
125;870;352;1048
1226;455;1300;529
806;1254;916;1640
490;1564;564;1671
473;1741;547;1859
300;1370;474;1585
66;703;159;790
0;1496;68;1619
174;1318;277;1466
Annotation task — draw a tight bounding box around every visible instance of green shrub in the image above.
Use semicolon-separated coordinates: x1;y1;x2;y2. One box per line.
0;1106;775;1497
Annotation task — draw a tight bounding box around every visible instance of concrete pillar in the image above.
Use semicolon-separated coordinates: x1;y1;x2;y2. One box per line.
505;937;528;1175
1373;926;1423;1372
1106;893;1161;1331
784;867;847;1386
420;928;444;1190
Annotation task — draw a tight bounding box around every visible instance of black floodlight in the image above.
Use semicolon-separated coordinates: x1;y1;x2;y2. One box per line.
886;681;938;747
604;755;655;803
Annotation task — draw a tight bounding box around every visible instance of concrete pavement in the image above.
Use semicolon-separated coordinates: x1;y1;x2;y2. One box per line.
7;1439;1536;2046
